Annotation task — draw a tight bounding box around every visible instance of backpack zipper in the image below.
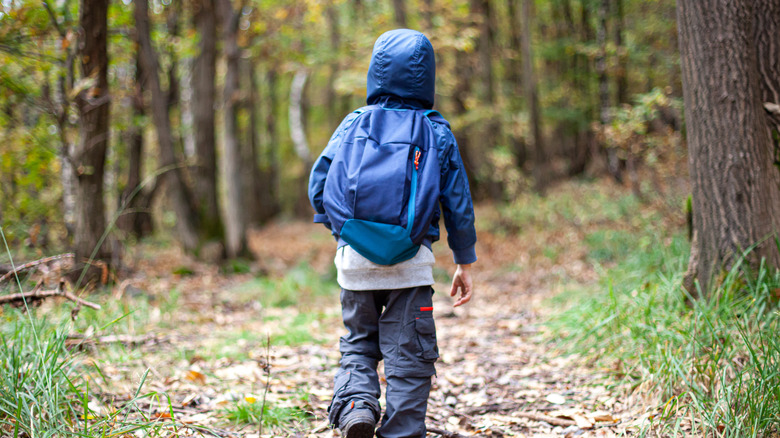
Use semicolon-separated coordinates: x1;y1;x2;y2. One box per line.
406;146;420;233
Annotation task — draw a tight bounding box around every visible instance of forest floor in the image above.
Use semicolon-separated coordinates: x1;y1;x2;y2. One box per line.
8;179;690;437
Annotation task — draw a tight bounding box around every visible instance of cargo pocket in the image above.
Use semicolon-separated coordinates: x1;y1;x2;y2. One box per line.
414;314;439;362
327;370;352;427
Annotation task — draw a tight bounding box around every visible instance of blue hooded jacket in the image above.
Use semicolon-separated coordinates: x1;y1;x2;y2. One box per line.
308;29;477;264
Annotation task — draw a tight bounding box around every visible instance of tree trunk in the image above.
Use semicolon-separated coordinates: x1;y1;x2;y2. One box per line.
597;0;621;183
392;0;407;28
117;51;153;238
506;0;526;169
242;58;265;226
192;0;223;240
678;0;780;294
325;2;341;127
259;67;280;220
522;0;546;193
220;0;249;258
289;69;314;216
74;0;110;277
613;0;628;105
134;0;200;253
754;0;780;134
451;50;478;192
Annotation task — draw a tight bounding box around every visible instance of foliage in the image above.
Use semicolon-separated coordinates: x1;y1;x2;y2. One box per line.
548;226;780;436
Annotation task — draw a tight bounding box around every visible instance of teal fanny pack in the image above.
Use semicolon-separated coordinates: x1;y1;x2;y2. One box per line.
340;219;420;265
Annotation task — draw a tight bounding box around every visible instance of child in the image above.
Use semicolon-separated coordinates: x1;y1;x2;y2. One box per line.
308;29;477;438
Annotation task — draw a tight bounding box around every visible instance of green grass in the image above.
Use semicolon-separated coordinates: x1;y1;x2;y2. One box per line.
0;309;183;437
220;399;309;428
548;228;780;437
229;263;337;309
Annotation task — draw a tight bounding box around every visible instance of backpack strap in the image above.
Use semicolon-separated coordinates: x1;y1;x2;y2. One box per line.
422;109;451;128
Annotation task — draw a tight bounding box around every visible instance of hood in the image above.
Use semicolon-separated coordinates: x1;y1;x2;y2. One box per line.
367;29;436;109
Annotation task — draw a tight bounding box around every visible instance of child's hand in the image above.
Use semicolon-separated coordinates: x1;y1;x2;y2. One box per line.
450;264;474;307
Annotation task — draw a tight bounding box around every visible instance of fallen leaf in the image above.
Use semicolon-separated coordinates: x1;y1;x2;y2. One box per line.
185;370;206;384
546;393;566;405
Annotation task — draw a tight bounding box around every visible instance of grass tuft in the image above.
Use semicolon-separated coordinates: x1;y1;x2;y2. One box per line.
548;228;780;436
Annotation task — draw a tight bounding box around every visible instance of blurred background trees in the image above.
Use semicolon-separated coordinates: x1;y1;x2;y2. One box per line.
0;0;683;274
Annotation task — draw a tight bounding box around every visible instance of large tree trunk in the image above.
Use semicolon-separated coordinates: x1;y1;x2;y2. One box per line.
522;0;546;193
192;0;222;240
220;0;249;258
754;0;780;134
678;0;780;294
134;0;200;252
74;0;110;277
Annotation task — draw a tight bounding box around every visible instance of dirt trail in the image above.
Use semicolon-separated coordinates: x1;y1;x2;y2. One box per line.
98;197;664;437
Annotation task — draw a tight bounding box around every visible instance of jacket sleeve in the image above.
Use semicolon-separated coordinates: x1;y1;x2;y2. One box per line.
308;112;361;228
439;132;477;264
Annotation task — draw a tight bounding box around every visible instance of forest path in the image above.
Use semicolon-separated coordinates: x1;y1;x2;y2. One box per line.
104;190;672;437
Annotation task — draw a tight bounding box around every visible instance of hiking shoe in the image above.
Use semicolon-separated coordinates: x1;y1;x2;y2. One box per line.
340;408;376;438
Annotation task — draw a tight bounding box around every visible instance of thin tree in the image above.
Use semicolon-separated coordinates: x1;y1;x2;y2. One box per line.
73;0;110;276
134;0;201;252
192;0;223;241
220;0;250;258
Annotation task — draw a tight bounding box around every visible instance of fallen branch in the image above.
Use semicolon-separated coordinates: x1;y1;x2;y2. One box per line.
0;281;100;309
0;253;74;284
427;427;468;438
66;333;162;347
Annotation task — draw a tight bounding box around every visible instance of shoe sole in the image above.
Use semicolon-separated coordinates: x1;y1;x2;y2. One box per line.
344;421;374;438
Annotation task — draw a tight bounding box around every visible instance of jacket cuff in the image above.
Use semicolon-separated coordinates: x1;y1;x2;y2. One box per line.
452;245;477;265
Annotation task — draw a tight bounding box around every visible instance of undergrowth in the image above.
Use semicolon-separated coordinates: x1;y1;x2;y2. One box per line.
548;226;780;437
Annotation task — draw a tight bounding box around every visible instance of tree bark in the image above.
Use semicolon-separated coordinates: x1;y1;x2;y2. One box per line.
134;0;200;253
192;0;223;240
74;0;110;275
678;0;780;294
289;69;315;216
220;0;249;258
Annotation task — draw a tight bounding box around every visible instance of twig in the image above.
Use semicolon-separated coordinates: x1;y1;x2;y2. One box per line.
259;333;272;436
0;281;100;309
0;253;74;284
513;412;576;427
427;427;468;438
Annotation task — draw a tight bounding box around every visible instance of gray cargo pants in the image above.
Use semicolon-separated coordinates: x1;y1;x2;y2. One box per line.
328;286;439;438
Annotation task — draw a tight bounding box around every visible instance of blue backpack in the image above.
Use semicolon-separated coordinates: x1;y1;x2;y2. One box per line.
318;105;447;265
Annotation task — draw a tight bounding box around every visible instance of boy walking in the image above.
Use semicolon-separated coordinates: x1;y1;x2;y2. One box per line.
308;29;477;438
